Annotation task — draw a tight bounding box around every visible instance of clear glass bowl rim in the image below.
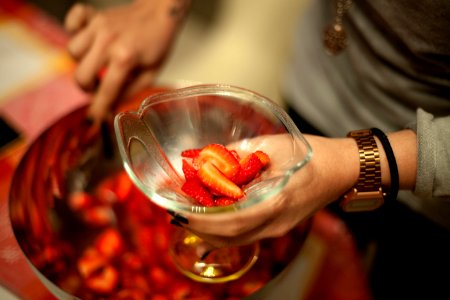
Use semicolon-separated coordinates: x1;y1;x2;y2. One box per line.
114;84;313;215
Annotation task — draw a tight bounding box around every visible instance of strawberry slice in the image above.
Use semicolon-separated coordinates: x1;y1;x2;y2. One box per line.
181;178;215;207
215;197;238;207
181;148;201;158
197;161;244;199
254;150;270;167
197;144;240;179
230;149;241;161
94;228;124;259
233;153;264;185
85;265;119;294
181;159;197;181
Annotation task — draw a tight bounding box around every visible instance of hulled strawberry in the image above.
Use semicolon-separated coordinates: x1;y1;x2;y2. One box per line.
233;153;264;186
181;148;201;159
180;143;270;206
254;150;270;167
181;159;197;181
196;144;240;179
197;161;244;199
181;178;215;207
215;197;238;207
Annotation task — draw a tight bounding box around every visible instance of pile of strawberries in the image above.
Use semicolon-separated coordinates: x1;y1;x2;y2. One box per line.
26;163;309;299
180;143;270;207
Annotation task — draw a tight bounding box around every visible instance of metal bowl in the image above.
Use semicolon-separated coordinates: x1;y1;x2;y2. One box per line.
9;89;310;299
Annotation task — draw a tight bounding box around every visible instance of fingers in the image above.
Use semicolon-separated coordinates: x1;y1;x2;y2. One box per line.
64;3;97;34
188;216;279;248
73;29;115;91
87;58;134;121
119;69;159;99
67;27;94;60
186;192;286;238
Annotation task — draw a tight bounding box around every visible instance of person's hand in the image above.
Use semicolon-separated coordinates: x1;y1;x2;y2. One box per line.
182;134;361;248
64;0;191;121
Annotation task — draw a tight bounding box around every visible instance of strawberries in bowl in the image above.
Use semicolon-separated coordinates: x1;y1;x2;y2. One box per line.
180;143;270;207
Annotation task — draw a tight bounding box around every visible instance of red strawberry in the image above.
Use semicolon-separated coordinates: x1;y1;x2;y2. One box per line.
181;148;201;158
68;191;93;211
94;228;124;259
215;197;238;206
233;153;264;185
254;150;270;167
149;266;170;290
82;206;115;227
84;264;119;294
77;248;106;278
181;179;215;207
230;149;241;161
121;252;144;271
114;171;134;200
197;144;240;179
197;161;244;199
181;159;197;181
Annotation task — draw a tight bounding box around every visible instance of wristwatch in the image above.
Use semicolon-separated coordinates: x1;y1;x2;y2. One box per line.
340;129;385;212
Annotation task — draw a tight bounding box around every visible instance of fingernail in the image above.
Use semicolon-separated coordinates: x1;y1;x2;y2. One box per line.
166;210;189;224
100;121;114;159
174;214;189;225
200;250;212;261
170;219;183;227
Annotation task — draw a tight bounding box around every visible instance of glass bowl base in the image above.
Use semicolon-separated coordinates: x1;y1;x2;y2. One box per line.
170;229;260;283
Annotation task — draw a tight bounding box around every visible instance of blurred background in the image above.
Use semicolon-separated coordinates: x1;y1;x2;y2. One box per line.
22;0;309;104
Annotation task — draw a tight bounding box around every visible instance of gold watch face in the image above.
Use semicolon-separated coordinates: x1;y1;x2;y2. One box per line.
341;188;384;212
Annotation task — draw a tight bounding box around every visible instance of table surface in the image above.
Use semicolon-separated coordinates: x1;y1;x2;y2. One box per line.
0;1;372;299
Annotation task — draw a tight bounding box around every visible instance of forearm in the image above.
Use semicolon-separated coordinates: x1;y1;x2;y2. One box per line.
378;129;417;191
304;129;418;207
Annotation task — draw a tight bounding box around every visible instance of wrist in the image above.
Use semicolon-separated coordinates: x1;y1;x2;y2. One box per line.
383;130;417;190
303;135;360;205
340;128;417;212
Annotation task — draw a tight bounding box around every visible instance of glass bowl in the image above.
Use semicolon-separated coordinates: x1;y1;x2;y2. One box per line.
114;84;312;214
114;84;313;282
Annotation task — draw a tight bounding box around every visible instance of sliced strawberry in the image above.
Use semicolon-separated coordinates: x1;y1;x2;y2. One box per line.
82;206;115;227
197;161;244;199
254;150;270;167
233;153;264;185
68;191;93;211
230;149;241;161
181;148;201;158
181;159;197;181
84;264;119;294
94;228;124;259
77;248;106;278
149;266;170;290
114;171;134;200
197;144;240;179
121;252;144;271
181;179;215;207
215;197;238;207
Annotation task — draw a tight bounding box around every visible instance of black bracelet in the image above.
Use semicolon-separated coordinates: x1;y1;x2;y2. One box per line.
370;128;399;202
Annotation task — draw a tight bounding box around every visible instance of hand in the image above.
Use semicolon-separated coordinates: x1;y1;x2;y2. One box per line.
184;134;361;248
64;0;191;121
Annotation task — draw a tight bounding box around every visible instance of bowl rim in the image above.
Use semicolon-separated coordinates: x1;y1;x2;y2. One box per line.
114;84;313;214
